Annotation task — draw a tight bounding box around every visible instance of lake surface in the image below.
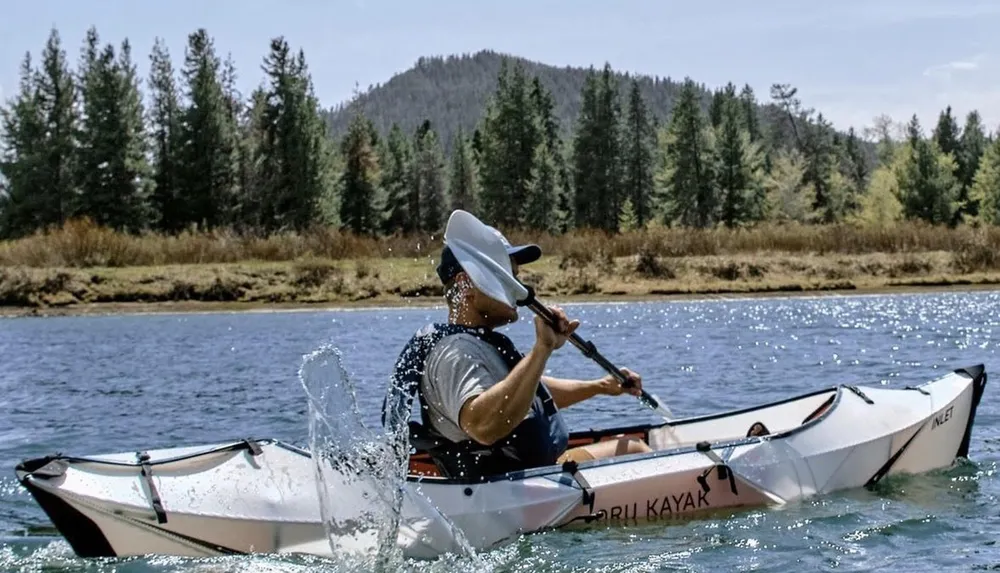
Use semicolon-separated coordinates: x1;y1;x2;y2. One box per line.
1;290;998;572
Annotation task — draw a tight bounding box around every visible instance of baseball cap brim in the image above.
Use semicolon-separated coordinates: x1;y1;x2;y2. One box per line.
437;240;542;284
507;243;541;265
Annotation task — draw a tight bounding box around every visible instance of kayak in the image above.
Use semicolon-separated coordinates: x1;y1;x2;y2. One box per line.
15;364;988;560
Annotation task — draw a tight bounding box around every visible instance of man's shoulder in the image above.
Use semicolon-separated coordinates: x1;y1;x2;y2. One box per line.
429;330;493;356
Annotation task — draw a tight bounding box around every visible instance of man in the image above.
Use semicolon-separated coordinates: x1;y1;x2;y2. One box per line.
386;223;652;480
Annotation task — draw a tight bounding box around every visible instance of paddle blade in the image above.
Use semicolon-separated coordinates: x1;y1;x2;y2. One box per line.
443;210;529;308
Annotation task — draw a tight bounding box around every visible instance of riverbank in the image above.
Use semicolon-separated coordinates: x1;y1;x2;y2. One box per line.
4;249;1000;317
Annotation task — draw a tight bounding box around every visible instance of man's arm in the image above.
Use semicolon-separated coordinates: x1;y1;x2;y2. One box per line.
543;368;645;409
459;342;553;445
457;307;578;445
542;376;602;409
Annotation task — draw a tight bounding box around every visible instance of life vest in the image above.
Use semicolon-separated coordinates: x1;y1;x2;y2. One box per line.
382;322;570;480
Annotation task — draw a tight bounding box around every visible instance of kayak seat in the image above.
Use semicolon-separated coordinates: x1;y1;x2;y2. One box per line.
746;422;770;437
567;430;648;449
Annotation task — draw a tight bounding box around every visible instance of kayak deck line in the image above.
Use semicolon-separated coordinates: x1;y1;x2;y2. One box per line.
13;364;989;561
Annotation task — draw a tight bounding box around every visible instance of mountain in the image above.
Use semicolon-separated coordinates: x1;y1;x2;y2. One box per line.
322;50;796;154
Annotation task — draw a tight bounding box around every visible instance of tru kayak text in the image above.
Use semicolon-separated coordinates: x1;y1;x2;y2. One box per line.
600;489;710;521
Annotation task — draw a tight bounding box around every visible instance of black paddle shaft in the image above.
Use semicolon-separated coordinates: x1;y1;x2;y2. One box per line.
518;286;662;412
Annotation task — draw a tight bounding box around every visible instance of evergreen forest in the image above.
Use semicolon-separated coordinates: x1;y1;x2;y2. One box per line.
3;29;1000;244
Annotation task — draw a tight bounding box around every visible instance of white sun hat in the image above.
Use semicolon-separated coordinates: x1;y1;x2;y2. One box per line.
440;210;533;308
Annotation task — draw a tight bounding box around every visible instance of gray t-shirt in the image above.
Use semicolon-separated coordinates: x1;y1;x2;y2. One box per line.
421;332;522;443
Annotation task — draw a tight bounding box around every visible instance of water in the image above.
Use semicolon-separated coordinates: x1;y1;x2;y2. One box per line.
1;290;998;572
300;344;478;570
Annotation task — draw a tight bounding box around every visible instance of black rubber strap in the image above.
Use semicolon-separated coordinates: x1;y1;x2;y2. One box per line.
845;385;875;404
241;439;262;456
562;460;595;512
694;442;739;496
865;422;925;488
136;452;167;524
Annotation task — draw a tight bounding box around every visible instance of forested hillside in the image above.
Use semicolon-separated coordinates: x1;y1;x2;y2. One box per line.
324;50;708;151
2;27;999;247
323;50;834;157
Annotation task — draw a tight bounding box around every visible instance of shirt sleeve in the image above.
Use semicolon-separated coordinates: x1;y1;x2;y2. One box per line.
424;334;501;428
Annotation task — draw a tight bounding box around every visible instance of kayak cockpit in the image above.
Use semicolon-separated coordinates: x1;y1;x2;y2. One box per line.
406;386;842;479
646;386;840;450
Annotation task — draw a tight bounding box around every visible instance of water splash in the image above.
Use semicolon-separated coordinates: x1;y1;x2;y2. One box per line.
300;343;406;571
299;343;481;571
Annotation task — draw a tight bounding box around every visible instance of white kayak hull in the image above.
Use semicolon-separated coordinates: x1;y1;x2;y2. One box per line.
16;365;988;560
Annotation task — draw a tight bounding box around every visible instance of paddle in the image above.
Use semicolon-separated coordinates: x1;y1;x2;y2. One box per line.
444;210;677;422
516;284;676;420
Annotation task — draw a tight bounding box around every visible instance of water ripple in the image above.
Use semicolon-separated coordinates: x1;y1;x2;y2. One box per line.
1;290;999;571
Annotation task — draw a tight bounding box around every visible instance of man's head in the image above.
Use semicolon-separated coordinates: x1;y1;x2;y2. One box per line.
436;226;541;327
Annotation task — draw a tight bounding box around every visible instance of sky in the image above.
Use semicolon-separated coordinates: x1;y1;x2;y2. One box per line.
1;0;999;137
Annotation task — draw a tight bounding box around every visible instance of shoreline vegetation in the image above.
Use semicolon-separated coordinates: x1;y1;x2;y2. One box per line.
4;30;1000;317
2;219;999;317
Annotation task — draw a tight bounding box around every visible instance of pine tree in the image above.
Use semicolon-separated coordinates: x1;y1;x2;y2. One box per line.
74;26;101;218
739;84;761;143
147;37;183;232
448;128;478;214
287;49;334;231
838;127;868;215
176;28;237;230
339;111;379;235
571;64;622;231
413;123;447;232
233;87;268;231
655;78;715;227
957;110;988;221
530;76;559;157
258;39;334;232
34;27;78;229
379;123;413;234
217;52;243;227
969;136;1000;225
526;140;557;231
476;58;540;227
0;53;46;238
715;94;765;227
570;74;599;229
932;106;961;160
896;115;961;225
528;75;565;231
74;33;152;232
708;87;726;129
801;113;841;222
621;78;656;229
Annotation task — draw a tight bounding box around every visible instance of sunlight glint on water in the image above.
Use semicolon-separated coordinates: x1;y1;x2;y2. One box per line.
0;291;998;571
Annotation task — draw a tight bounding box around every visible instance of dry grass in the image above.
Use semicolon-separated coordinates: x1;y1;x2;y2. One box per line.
2;218;1000;313
3;218;1000;269
0;218;445;268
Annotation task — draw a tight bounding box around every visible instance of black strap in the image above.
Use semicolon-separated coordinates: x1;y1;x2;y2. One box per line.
562;460;595;512
845;385;874;404
694;442;739;496
865;421;926;488
136;452;167;524
240;439;262;456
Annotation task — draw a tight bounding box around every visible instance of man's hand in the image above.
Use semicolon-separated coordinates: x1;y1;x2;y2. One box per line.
533;305;580;351
597;367;643;397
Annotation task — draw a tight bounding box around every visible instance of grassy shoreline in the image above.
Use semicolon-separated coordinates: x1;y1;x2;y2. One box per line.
3;220;999;317
3;251;1000;318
